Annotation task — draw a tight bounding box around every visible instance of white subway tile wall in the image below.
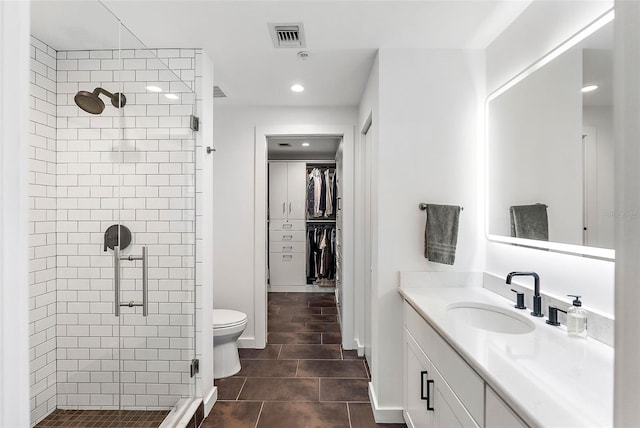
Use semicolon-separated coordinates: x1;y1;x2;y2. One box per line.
55;47;196;411
29;36;200;425
29;36;58;425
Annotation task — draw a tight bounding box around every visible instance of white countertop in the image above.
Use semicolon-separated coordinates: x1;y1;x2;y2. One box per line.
399;286;614;428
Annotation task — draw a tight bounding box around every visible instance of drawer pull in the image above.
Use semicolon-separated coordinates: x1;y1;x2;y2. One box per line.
426;380;434;411
282;255;293;260
420;371;434;411
282;246;293;252
283;235;293;240
420;371;428;400
282;224;293;229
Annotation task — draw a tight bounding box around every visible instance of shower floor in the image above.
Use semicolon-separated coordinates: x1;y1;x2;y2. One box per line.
35;409;170;427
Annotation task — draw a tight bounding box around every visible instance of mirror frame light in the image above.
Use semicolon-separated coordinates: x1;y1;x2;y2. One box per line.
485;8;615;260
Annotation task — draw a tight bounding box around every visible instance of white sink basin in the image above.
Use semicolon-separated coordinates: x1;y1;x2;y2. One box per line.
447;302;535;334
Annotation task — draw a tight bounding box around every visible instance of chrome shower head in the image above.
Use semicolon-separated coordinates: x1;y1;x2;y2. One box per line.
74;87;126;115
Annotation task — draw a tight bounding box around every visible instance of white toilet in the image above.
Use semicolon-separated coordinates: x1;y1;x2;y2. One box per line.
213;309;248;379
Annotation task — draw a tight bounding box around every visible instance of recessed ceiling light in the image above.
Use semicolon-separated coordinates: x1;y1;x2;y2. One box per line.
302;142;310;147
165;93;179;100
146;85;163;92
581;85;599;93
291;84;304;93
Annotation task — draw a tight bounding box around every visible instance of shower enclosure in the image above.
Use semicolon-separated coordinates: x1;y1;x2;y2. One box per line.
29;1;200;425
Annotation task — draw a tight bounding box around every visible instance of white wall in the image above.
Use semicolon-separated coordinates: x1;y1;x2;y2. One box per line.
583;106;615;249
614;1;640;424
54;47;198;411
488;48;583;244
28;36;58;425
0;1;31;426
485;0;615;316
359;48;485;420
194;50;215;414
212;105;357;345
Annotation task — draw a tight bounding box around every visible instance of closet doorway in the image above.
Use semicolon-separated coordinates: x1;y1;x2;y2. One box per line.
254;125;355;351
267;136;340;292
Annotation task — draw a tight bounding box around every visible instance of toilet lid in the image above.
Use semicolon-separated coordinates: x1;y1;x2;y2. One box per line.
213;309;247;328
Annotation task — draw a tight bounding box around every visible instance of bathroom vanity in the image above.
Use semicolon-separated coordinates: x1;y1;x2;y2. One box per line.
399;281;613;428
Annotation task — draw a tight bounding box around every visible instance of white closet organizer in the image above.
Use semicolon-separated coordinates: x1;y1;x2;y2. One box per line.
268;161;338;288
269;161;306;286
306;163;337;286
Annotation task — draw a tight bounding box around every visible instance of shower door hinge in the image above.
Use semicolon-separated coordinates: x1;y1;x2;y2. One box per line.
190;359;200;377
190;115;200;131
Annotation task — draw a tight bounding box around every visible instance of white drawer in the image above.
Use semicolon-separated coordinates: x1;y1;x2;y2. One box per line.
270;230;306;243
269;252;306;286
270;242;305;253
404;301;485;427
269;219;305;231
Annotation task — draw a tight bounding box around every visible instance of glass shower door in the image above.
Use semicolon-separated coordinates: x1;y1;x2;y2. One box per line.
114;23;197;414
53;4;196;420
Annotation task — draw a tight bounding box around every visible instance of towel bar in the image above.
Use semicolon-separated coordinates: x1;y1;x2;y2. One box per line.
419;203;463;211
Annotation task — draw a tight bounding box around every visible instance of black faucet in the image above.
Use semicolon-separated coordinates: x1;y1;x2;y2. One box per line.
505;272;543;317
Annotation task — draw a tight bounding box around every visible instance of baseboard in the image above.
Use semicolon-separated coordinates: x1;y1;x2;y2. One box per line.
159;397;200;428
203;385;217;417
237;337;256;348
368;382;405;423
354;338;365;357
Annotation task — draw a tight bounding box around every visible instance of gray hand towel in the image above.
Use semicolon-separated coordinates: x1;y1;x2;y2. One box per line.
509;204;549;241
424;204;461;265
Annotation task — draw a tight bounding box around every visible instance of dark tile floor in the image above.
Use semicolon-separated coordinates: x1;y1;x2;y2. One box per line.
34;409;169;427
203;292;406;428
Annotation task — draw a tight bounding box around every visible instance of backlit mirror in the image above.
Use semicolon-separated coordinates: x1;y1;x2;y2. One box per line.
486;10;615;259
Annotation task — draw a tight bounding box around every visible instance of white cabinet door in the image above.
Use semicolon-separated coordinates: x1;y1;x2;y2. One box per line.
405;326;480;428
431;366;480;428
404;330;432;428
269;163;288;220
485;387;528;428
287;162;306;219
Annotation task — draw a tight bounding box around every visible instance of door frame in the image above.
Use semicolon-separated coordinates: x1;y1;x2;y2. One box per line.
254;124;355;349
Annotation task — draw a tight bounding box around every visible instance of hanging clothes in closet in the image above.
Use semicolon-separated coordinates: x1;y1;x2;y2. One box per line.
307;167;337;218
306;223;336;284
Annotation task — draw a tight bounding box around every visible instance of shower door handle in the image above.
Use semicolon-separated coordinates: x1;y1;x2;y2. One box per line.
114;246;121;316
115;245;149;317
142;246;148;316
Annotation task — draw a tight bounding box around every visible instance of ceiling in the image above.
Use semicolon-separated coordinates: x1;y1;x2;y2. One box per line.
31;0;532;108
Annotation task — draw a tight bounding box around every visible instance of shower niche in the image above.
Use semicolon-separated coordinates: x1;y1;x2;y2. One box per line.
29;1;200;426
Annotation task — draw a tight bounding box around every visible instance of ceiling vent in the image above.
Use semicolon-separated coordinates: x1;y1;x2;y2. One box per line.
213;85;227;98
269;23;306;48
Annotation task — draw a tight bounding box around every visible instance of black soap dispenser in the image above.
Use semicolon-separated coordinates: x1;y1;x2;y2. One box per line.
567;295;587;338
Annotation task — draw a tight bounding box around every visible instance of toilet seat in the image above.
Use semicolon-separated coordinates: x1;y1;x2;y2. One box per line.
213;309;247;329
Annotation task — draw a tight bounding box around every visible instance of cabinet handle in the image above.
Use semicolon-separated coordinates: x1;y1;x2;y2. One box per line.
282;255;293;261
283;223;293;229
289;202;292;214
426;380;434;411
283;234;293;240
283;246;293;252
420;371;428;400
282;202;286;215
420;371;434;411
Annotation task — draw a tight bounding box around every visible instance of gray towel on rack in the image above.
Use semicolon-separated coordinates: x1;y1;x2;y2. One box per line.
509;204;549;241
424;204;461;265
